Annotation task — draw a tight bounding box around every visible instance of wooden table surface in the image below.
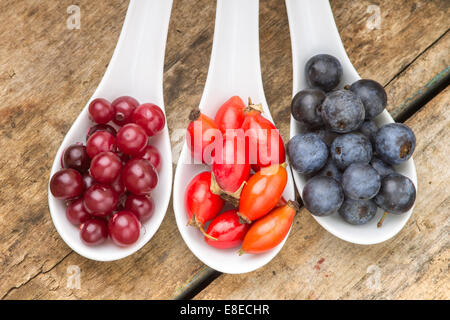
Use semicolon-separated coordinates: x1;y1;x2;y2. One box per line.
0;0;448;300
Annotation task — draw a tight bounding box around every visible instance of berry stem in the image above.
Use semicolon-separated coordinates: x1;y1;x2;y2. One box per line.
377;211;388;228
200;226;218;241
188;213;218;241
237;212;252;224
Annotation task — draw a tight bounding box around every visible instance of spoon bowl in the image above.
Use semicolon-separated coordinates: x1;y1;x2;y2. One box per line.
286;0;417;245
48;0;173;261
173;0;296;274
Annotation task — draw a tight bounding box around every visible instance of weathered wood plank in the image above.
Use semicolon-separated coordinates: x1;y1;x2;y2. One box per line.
0;0;448;299
0;0;214;299
194;87;450;300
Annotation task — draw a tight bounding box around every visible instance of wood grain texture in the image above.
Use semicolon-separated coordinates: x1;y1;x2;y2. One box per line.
387;30;449;119
195;87;450;300
0;0;448;299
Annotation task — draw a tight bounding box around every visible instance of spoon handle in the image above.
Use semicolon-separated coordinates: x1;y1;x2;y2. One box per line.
285;0;359;94
200;0;266;112
99;0;173;104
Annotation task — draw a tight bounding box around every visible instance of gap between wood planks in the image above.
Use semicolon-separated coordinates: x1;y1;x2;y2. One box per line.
174;44;450;301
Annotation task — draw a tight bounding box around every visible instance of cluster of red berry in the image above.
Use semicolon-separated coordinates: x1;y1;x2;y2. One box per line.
49;96;165;247
184;96;297;254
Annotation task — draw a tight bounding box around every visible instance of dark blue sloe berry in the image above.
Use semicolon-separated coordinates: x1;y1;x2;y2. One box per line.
339;198;378;225
350;79;387;119
305;54;343;92
321;90;365;133
330;133;372;170
291;89;325;128
375;123;416;165
288;133;328;174
302;176;344;216
342;163;381;200
375;173;416;214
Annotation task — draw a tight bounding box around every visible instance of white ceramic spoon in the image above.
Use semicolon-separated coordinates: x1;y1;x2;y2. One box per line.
173;0;296;274
48;0;173;261
286;0;417;245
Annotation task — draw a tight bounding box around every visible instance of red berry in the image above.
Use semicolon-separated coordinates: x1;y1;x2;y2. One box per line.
83;184;118;218
66;198;91;226
50;168;84;200
89;152;122;184
205;210;249;249
112;96;139;126
185;171;224;238
125;194;154;223
62;144;90;173
86;131;116;158
88;98;114;124
86;124;117;140
212;130;251;195
108;211;141;246
122;159;158;195
214;96;246;133
134;145;162;172
116;123;148;156
132;103;165;136
80;218;108;245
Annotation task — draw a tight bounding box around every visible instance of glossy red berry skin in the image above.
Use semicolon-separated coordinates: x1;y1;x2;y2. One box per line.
205;210;249;249
83;184;118;218
62;144;90;173
132;103;165;136
112;96;139;126
50;168;84;200
185;171;224;226
134;145;162;172
116;123;148;156
80;218;108;245
86;124;117;140
86;131;116;158
125;194;154;223
212;131;250;194
89;152;122;184
214;96;246;133
88;98;114;124
108;211;141;246
66;198;91;226
122;159;158;195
